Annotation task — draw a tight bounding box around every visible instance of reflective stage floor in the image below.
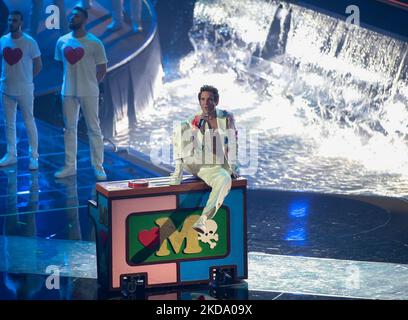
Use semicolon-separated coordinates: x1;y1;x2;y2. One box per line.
1;116;408;300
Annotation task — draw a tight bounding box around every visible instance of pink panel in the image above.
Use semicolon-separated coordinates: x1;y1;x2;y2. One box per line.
111;195;177;288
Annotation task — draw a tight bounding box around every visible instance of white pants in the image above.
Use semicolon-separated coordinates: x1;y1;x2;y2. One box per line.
111;0;142;24
1;93;39;158
62;96;104;168
196;165;232;219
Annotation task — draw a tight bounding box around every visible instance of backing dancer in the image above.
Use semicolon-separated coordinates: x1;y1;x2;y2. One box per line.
0;11;42;170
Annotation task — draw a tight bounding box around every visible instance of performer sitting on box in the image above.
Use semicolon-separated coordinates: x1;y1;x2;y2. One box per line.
169;85;239;234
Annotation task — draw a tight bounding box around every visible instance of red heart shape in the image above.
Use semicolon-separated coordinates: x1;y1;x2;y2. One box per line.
138;227;160;250
63;46;85;64
3;47;23;66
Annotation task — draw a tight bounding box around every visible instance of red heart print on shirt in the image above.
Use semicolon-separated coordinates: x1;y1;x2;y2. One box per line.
3;47;23;65
63;46;85;64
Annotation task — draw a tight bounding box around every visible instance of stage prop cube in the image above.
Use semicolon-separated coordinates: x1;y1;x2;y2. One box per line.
89;175;248;290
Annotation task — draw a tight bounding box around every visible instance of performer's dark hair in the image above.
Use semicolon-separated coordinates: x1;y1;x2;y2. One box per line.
198;85;219;103
9;10;23;21
73;6;89;19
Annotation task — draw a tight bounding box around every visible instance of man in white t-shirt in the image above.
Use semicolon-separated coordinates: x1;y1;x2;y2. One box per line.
54;6;108;180
0;10;42;170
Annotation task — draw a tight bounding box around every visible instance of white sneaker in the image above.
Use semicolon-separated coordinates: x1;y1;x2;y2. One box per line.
94;165;107;181
0;154;17;167
54;166;76;179
193;215;207;234
29;157;39;170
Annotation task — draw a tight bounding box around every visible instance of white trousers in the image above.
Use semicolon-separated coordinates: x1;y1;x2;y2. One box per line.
1;93;39;158
62;96;104;168
196;165;232;219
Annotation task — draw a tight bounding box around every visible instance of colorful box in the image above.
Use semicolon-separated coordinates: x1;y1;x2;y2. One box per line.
89;175;247;290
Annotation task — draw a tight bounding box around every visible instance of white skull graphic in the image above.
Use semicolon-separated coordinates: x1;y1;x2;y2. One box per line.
198;219;219;249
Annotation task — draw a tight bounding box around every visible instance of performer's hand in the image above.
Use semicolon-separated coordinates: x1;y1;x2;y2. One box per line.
231;172;240;179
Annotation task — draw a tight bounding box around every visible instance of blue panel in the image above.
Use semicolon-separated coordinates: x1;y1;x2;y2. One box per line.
178;190;211;209
179;188;245;281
